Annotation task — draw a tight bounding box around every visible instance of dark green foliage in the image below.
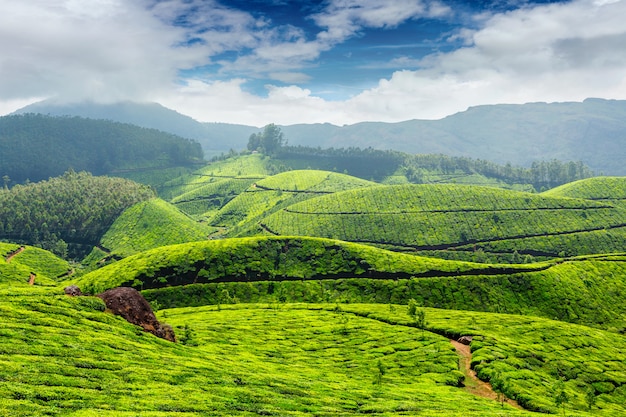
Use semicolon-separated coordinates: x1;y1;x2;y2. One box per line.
0;114;203;184
247;123;287;154
276;146;592;188
0;171;154;258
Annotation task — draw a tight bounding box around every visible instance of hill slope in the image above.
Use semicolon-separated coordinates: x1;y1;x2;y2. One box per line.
99;199;213;258
0;171;155;258
253;184;626;260
0;113;203;184
8;286;608;416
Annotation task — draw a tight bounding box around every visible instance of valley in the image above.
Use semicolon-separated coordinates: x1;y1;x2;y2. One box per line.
0;119;625;416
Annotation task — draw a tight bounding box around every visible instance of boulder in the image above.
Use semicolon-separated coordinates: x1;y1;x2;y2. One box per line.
64;285;83;296
458;335;473;345
98;287;176;342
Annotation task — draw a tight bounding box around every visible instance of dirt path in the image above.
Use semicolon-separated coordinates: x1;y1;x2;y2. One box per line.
5;246;25;263
450;340;523;409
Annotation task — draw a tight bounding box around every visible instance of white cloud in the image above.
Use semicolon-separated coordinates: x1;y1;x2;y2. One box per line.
1;0;625;127
312;0;451;45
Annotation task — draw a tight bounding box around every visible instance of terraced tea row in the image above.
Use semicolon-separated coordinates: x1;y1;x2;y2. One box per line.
255;184;626;258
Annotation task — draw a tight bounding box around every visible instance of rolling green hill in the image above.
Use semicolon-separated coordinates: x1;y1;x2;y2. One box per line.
97;199;213;259
74;236;523;293
160;154;275;219
68;235;626;330
252;184;626;261
1;286;622;416
543;176;626;207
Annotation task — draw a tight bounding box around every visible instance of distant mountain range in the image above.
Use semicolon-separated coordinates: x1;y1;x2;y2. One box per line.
15;98;626;175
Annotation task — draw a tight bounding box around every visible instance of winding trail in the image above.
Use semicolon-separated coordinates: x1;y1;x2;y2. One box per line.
5;246;25;263
450;340;522;409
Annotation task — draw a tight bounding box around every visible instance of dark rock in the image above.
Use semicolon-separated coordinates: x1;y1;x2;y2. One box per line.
98;287;176;342
64;285;83;296
458;335;473;345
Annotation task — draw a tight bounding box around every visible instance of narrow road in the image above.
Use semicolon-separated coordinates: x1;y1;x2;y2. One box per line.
450;339;522;409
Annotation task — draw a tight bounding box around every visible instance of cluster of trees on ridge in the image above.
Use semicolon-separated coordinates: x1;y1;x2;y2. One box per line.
0;114;204;184
243;124;593;190
0;170;154;258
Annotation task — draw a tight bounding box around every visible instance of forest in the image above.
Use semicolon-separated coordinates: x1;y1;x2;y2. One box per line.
0;114;204;184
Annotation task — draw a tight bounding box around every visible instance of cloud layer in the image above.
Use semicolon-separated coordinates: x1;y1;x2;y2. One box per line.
1;0;625;126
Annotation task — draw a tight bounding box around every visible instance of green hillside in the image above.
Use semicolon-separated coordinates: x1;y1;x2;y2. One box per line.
159;154;276;219
543;176;626;206
0;242;70;286
253;184;626;260
69;235;626;330
98;199;212;259
210;170;376;233
1;286;622;416
74;236;527;293
0;114;203;184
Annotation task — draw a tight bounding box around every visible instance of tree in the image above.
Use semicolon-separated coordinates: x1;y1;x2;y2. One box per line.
247;124;286;154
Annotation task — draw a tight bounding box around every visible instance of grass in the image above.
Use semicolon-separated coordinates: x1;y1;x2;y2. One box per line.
141;254;626;330
334;303;626;415
209;170;375;232
0;242;67;286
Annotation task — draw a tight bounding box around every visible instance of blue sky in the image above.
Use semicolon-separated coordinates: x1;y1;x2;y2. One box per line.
1;0;625;126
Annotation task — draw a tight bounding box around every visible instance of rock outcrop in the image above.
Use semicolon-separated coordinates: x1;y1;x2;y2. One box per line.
458;335;473;345
98;287;175;342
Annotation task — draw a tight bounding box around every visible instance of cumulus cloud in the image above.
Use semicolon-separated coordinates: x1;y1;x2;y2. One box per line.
1;0;625;126
0;0;195;102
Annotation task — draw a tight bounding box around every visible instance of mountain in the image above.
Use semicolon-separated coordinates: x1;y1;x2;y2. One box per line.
281;98;626;175
15;98;626;174
13;100;258;158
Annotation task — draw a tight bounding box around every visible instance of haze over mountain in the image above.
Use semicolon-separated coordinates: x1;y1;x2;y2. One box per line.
15;98;626;175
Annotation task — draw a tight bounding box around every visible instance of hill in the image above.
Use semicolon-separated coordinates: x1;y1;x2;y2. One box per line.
13;100;258;158
96;199;213;260
209;170;376;234
0;113;204;184
16;98;626;175
0;171;155;258
543;176;626;204
250;184;626;261
72;236;547;293
280;98;626;175
70;235;626;330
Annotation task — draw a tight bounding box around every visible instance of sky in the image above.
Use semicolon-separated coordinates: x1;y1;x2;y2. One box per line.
1;0;625;126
